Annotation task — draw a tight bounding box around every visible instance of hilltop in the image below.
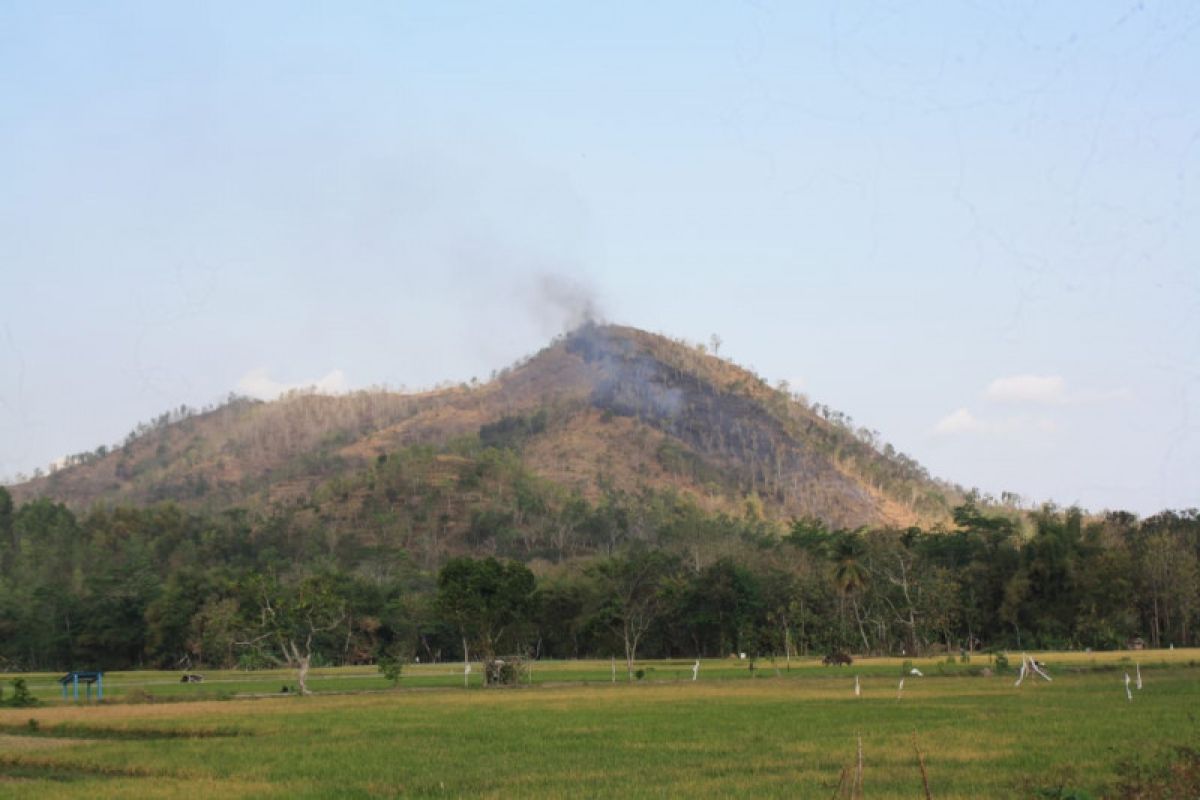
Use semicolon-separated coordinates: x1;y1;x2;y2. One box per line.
9;324;960;531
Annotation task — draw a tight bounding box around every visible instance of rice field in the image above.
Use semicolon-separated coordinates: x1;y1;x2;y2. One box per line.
0;649;1196;798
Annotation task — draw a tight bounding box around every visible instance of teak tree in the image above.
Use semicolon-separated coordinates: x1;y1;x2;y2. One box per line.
242;574;346;695
436;557;535;673
590;550;676;680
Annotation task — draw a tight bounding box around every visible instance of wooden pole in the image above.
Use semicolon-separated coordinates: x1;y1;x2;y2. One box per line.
854;734;864;799
913;732;932;799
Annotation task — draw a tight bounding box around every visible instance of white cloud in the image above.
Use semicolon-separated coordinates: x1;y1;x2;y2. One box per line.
985;374;1068;405
933;408;1057;437
237;368;349;400
934;408;982;435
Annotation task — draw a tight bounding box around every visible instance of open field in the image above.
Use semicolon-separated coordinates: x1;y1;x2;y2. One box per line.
0;650;1196;798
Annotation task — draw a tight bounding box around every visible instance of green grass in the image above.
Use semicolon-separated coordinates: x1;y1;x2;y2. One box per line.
0;650;1195;798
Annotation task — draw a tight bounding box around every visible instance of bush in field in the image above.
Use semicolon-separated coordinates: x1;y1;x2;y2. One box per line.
377;651;405;686
484;657;526;686
0;679;39;708
992;652;1010;673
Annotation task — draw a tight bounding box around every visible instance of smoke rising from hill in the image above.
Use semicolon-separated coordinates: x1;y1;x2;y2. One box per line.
533;273;603;334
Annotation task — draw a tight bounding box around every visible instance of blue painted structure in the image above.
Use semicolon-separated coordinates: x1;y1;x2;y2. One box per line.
59;670;104;701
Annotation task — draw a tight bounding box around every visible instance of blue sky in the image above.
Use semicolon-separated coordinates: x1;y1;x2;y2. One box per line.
2;2;1197;515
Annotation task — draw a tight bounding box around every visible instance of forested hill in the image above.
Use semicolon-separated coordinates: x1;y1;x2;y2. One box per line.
2;325;1197;673
9;323;960;530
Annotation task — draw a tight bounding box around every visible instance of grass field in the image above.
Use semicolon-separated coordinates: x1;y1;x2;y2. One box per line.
0;650;1196;798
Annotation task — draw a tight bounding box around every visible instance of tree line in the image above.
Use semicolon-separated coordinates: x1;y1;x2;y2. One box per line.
1;480;1196;675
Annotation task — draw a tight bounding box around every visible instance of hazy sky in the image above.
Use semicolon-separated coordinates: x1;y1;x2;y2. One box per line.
2;2;1197;515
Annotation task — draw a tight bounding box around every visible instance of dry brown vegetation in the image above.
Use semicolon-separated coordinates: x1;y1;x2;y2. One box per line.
12;324;959;530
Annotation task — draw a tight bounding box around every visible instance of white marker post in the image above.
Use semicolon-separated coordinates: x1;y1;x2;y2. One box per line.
1014;656;1028;687
854;675;861;697
464;661;471;689
692;660;700;682
897;678;905;699
1124;672;1133;702
1029;657;1052;682
1136;663;1142;690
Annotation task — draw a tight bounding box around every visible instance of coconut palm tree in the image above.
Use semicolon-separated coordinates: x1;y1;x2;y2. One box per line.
831;533;872;653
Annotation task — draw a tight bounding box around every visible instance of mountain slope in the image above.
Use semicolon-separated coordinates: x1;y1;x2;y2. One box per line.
9;324;959;529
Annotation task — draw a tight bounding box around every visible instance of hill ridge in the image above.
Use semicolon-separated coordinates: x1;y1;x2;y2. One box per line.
9;323;960;529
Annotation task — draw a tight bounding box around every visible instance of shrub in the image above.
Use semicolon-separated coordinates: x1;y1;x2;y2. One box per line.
484;658;527;686
0;679;39;708
377;652;405;686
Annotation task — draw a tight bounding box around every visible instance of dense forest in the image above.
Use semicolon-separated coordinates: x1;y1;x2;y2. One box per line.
1;433;1196;673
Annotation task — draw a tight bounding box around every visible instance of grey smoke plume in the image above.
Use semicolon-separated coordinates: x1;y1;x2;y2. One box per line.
533;273;603;333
